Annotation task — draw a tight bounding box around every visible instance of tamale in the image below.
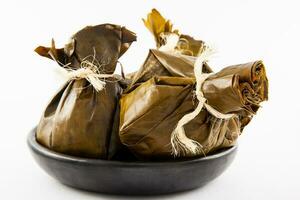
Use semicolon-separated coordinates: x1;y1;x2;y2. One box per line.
119;61;268;159
119;76;240;159
36;24;136;159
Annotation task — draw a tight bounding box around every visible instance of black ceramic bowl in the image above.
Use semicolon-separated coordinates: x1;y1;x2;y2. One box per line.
27;128;237;195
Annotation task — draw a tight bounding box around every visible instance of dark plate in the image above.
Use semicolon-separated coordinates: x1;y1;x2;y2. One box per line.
27;127;237;195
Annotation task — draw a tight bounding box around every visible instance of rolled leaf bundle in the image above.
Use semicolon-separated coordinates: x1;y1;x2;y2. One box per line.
119;76;240;160
143;9;205;56
119;55;268;159
36;24;136;159
202;61;268;128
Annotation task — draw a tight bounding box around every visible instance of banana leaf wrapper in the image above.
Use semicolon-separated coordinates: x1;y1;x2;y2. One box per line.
36;24;136;159
129;53;267;123
35;24;136;74
126;49;212;91
37;79;122;159
123;8;206;87
119;62;268;159
143;9;205;56
203;60;268;128
119;76;240;160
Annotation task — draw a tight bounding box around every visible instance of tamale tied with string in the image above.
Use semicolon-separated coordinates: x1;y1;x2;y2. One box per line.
119;46;268;159
35;24;136;159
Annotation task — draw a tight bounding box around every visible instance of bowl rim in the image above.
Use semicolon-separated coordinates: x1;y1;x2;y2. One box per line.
28;127;237;167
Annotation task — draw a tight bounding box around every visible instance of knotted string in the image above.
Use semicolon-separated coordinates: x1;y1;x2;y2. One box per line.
65;60;118;92
170;47;236;157
49;47;120;92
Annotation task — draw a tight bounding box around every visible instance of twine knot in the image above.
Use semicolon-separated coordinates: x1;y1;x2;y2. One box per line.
66;60;117;92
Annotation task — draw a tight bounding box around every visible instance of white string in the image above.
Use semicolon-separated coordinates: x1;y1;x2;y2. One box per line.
65;60;118;92
49;47;120;92
170;47;236;157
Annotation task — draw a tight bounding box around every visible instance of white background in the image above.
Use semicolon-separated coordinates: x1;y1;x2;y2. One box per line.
0;0;300;199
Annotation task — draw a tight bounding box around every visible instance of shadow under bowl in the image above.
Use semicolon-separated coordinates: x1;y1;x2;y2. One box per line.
27;127;237;195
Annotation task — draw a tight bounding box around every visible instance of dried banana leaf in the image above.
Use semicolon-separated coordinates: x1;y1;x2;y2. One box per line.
35;24;136;74
143;9;176;48
143;9;205;56
127;49;212;91
37;79;122;158
119;76;240;160
203;61;268;128
176;34;206;56
207;60;268;102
